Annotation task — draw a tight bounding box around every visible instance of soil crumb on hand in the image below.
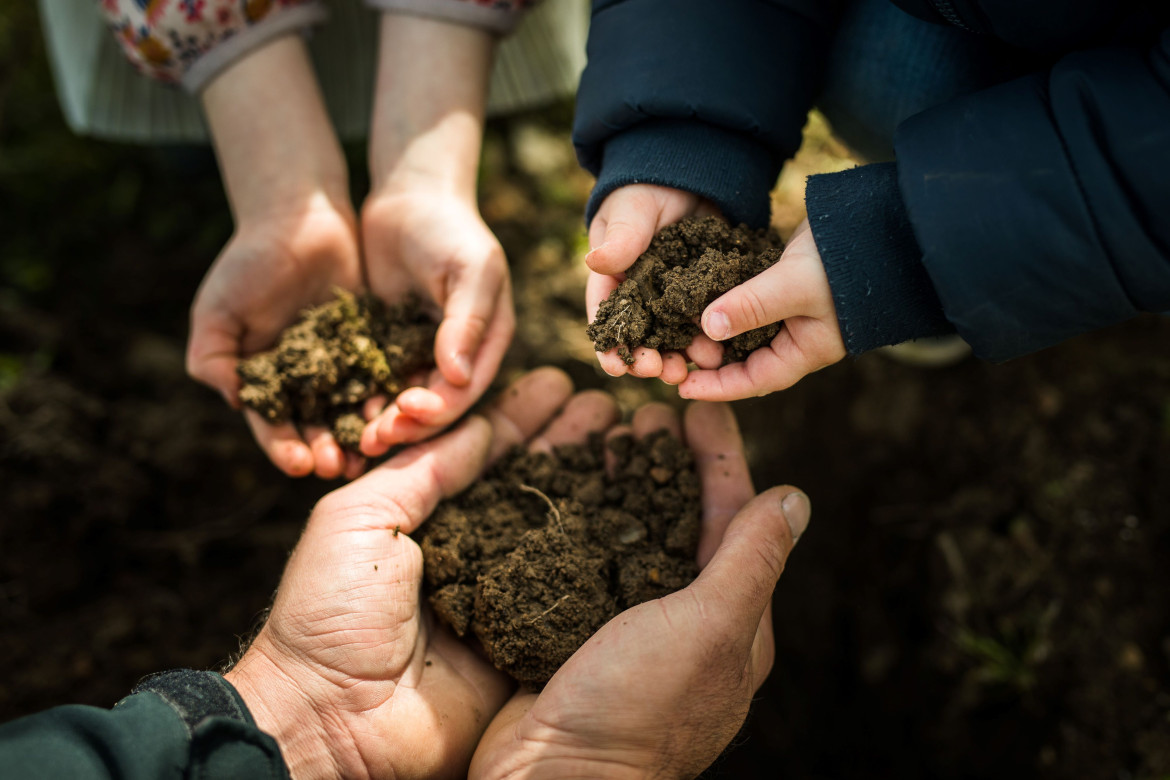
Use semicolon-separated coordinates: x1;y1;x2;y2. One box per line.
419;429;701;687
587;216;785;365
237;289;436;452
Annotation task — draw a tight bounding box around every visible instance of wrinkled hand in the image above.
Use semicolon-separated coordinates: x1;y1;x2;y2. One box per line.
470;399;811;779
359;190;514;457
586;184;722;384
679;218;846;400
187;193;365;480
224;367;602;780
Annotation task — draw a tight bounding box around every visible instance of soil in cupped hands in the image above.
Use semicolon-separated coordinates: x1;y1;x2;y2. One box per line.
418;428;702;688
237;289;436;452
587;216;785;365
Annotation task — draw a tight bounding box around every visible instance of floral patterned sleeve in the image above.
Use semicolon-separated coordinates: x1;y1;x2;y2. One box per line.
364;0;539;35
97;0;327;92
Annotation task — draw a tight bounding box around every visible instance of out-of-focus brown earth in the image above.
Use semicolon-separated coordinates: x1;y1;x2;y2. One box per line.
2;6;1169;777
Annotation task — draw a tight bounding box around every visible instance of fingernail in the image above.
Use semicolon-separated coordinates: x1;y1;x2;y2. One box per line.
453;352;472;383
781;492;810;541
705;311;731;341
585;242;607;264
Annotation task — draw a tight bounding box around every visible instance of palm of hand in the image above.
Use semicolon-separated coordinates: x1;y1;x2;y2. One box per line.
188;196;363;401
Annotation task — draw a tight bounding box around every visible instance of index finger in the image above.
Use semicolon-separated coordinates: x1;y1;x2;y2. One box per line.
683;402;755;566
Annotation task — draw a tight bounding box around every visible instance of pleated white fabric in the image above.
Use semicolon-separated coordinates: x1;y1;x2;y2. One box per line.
38;0;587;144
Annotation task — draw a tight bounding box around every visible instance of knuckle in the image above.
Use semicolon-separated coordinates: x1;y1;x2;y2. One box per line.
734;287;772;331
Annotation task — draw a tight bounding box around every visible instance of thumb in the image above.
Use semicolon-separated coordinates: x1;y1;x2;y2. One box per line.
585;188;664;275
186;314;243;408
691;486;810;626
433;254;506;387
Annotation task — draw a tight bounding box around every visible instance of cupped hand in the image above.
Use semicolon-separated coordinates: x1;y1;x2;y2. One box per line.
679;218;846;401
585;184;722;384
360;190;514;457
187;192;365;480
225;367;630;780
469;401;811;780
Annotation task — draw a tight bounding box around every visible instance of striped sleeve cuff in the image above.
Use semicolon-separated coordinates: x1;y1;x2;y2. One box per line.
365;0;534;35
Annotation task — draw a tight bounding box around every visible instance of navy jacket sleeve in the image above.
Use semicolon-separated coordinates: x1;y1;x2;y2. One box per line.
573;0;839;228
0;670;288;780
809;28;1170;361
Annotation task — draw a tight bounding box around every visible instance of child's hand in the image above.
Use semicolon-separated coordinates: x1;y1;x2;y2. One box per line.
678;219;846;400
358;189;514;457
586;184;723;384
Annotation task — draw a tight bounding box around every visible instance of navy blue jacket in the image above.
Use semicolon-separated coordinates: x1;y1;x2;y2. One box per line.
574;0;1170;361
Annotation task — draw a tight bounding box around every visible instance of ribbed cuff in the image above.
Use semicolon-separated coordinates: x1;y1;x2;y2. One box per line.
182;3;329;93
584;119;778;229
367;0;522;34
806;162;954;354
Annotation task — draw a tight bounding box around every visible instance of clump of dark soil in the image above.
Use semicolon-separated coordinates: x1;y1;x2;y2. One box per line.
237;290;436;451
587;216;785;364
419;430;701;687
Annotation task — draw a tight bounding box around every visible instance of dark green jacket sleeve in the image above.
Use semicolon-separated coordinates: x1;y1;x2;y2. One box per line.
0;670;289;780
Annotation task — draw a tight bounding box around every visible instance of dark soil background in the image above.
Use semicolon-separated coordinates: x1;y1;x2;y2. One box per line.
2;6;1169;778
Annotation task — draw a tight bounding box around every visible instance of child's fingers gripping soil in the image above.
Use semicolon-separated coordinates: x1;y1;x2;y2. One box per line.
303;425;346;480
527;390;620;455
243;409;314;478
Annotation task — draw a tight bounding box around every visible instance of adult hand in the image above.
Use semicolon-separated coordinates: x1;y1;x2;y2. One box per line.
359;189;514;456
585;184;722;384
679;218;846;400
192;35;363;480
225;367;620;780
469;401;811;779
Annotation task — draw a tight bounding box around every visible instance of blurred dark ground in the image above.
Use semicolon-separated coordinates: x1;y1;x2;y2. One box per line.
2;4;1170;778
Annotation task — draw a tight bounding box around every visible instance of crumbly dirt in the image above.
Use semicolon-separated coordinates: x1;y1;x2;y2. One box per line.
418;430;701;687
236;290;436;451
587;217;785;365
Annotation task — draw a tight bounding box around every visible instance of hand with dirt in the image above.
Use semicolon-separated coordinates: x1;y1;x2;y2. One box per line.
586;183;723;384
359;14;514;457
470;395;812;779
220;367;617;780
680;218;847;400
190;35;365;480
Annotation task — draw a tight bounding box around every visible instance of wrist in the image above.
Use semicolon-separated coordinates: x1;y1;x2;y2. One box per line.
202;35;349;224
368;13;494;200
225;642;351;780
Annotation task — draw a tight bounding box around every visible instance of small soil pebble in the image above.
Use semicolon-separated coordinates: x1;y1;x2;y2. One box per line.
587;216;785;364
237;289;436;452
418;429;701;687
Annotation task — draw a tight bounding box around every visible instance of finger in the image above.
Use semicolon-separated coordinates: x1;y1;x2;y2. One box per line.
659;352;689;386
631;402;682;440
690;486;810;631
486;367;575;462
343;452;366;481
376;285;515;441
468;693;538;778
747;601;777;692
585;270;621;325
685;334;724;371
529;390;620;454
186;312;243;408
684;402;755;565
364;395;389;420
602;423;634;477
243;410;314;478
303;425;345;480
597;349;631;377
678;328;812;401
627;346;663;379
700;264;789;343
434;256;505;387
322;415;494;535
585;189;661;275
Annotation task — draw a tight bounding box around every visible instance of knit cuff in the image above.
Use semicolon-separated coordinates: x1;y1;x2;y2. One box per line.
585;119;778;229
366;0;529;35
806;162;954;354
